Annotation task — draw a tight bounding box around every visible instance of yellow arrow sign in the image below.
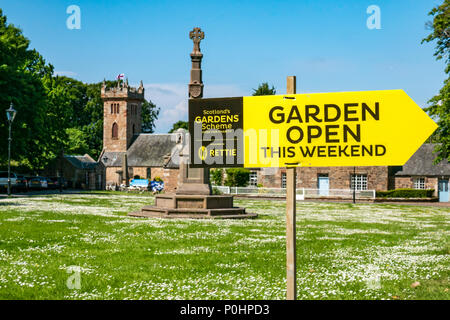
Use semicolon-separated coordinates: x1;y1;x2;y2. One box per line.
242;89;437;168
188;90;437;168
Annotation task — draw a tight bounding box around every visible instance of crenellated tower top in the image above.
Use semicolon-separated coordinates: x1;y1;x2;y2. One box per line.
101;79;145;101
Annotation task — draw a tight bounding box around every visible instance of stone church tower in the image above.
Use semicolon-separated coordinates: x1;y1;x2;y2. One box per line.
100;79;145;152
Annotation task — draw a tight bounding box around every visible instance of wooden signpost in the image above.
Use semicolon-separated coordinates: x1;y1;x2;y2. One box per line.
188;80;438;300
285;76;297;300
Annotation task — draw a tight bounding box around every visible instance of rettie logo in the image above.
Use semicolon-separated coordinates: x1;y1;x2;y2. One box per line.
198;146;207;161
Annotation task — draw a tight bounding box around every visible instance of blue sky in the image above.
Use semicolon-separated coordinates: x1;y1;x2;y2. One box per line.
0;0;446;133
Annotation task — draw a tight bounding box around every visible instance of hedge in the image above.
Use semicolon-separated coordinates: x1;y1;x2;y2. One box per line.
376;188;435;198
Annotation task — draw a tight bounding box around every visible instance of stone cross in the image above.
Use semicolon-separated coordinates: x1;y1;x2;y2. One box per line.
176;27;210;195
189;27;204;53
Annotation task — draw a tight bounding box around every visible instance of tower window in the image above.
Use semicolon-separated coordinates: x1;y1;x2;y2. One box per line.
111;103;120;114
112;123;118;139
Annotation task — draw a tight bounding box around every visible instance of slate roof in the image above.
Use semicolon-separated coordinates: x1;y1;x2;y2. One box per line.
127;134;181;168
65;154;97;170
395;144;450;176
100;151;126;167
100;133;182;169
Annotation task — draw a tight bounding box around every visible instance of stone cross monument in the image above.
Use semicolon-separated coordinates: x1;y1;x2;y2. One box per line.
128;28;254;219
176;27;211;195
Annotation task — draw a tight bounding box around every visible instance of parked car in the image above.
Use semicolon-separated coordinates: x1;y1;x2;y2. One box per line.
0;171;18;192
25;176;34;188
49;177;68;189
46;177;57;189
15;175;28;192
28;176;49;189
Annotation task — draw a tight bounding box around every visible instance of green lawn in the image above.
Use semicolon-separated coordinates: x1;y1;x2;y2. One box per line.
0;191;448;300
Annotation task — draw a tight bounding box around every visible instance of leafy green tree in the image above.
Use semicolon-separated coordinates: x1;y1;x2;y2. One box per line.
0;9;52;170
168;120;188;133
224;168;250;187
422;0;450;161
252;82;276;96
65;127;90;155
142;100;160;133
43;75;88;160
210;168;224;185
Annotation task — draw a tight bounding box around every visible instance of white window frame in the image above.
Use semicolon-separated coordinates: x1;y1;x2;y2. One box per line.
413;177;425;190
249;171;258;187
281;172;287;189
351;174;368;191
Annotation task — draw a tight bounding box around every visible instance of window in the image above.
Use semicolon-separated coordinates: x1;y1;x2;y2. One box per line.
249;171;258;187
351;174;368;190
132;124;136;135
130;104;138;116
281;172;287;188
112;123;118;139
111;103;120;114
414;178;425;190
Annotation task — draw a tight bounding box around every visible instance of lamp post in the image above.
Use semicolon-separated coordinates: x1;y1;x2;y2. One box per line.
6;103;17;197
352;166;356;204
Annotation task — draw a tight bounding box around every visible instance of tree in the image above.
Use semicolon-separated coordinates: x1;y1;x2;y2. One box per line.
65;127;90;155
252;82;276;96
142;100;160;133
168;120;188;133
0;9;53;170
210;168;224;185
43;75;88;160
422;0;450;161
224;168;250;187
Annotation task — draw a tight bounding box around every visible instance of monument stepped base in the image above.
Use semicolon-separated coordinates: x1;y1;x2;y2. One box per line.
128;194;257;219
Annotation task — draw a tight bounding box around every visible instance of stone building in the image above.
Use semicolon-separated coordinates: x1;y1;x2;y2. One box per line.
97;80;182;192
393;143;449;201
244;143;449;201
43;154;98;189
250;166;390;191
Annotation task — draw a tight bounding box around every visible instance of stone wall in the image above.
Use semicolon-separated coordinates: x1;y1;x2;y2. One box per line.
104;166;179;192
103;100;128;152
255;166;389;190
149;167;180;193
394;176;439;196
105;167;121;186
130;167;150;179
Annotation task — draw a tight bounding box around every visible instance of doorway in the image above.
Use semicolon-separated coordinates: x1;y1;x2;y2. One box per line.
318;174;329;196
438;180;449;202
